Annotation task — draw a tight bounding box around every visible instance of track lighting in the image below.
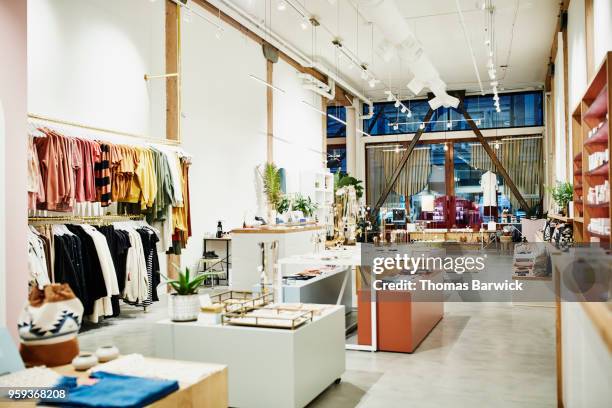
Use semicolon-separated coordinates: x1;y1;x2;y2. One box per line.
419;123;425;130
300;17;309;30
394;100;401;108
407;111;412;118
386;93;394;102
277;1;287;11
401;107;407;113
393;124;399;131
447;121;452;129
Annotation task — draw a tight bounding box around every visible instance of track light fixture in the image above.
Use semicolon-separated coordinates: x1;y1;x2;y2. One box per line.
385;91;413;119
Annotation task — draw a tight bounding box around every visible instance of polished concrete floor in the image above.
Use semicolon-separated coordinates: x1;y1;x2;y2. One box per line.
79;299;556;408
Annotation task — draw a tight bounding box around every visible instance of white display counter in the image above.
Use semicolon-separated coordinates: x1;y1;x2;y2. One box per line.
154;305;346;408
231;225;323;290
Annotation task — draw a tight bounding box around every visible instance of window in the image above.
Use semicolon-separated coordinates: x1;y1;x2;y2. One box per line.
326;106;346;138
327;145;346;174
366;143;447;226
362;91;544;136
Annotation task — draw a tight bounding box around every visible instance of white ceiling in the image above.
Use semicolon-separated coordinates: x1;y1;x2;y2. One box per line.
221;0;558;102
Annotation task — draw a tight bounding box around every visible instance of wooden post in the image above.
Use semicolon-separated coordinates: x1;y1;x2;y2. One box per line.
459;105;530;210
267;60;274;164
166;0;180;277
445;141;456;227
373;108;435;213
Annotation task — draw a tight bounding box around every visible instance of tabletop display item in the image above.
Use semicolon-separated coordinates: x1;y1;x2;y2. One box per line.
222;307;314;330
17;283;84;367
164;267;213;322
208;290;274;313
72;353;99;371
95;345;120;362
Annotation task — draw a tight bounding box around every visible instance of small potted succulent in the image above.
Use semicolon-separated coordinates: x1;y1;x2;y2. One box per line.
163;267;210;322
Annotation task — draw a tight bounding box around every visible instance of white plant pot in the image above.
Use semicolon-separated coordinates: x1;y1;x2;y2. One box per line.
168;294;200;322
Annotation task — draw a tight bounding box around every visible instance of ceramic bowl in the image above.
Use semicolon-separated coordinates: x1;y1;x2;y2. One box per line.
72;353;98;371
95;345;120;362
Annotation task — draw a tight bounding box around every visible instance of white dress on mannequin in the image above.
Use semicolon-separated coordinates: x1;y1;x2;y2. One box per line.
480;170;498;207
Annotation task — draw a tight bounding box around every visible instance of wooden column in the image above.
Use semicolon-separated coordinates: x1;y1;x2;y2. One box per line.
585;0;595;82
267;60;274;164
373;108;435;212
459;106;530;210
166;0;180;277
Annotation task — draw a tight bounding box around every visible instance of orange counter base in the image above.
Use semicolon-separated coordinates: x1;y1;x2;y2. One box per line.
358;271;444;353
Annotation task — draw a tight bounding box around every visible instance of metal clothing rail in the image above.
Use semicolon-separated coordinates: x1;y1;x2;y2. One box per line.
27;113;181;146
28;214;145;224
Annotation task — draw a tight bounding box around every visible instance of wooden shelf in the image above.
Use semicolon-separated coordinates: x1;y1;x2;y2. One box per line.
585;162;609;178
573;152;583;162
574;216;584;223
586;202;610;209
588;230;611;240
584;121;609;151
584;85;608;126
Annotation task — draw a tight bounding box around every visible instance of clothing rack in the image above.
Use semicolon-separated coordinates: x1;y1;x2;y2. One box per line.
28;214;145;225
27;113;181;146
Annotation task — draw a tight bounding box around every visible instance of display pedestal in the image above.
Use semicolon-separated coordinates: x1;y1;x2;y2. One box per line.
154;305;346;408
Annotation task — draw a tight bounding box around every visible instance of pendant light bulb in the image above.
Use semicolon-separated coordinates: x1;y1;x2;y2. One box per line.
277;1;287;11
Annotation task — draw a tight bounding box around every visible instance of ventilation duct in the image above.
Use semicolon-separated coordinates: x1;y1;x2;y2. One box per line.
357;0;459;109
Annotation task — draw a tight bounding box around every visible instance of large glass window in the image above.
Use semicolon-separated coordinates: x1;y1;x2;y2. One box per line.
326;106;346;138
362;91;544;136
366;143;447;226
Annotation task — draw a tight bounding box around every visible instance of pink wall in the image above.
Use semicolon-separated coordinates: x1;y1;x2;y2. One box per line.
0;0;28;339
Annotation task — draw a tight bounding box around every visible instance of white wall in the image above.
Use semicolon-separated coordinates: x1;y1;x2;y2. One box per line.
273;60;324;194
28;0;166;138
179;2;267;271
554;33;568;183
593;0;612;67
567;0;587;112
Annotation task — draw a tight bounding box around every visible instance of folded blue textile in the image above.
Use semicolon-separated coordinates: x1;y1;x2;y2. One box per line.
39;371;179;408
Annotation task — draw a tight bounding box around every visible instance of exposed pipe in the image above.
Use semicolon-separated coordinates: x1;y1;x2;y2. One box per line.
356;0;459;109
208;0;374;108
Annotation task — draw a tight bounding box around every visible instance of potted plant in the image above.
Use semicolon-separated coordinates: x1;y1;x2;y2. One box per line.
334;172;364;200
292;194;318;220
163;267;209;322
259;163;282;224
547;182;573;216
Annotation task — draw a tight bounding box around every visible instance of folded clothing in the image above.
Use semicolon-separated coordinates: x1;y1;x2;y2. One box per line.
39;371;179;408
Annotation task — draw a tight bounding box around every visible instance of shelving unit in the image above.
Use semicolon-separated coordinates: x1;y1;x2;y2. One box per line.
572;51;611;244
300;170;335;237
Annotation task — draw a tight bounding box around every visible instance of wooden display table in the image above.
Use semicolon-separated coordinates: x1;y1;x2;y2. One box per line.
3;357;228;408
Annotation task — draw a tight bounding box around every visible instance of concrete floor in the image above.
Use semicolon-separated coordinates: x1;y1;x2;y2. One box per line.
79;299;556;408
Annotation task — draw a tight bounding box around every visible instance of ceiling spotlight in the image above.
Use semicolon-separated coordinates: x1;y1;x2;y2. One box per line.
394;100;401;108
444;143;449;151
493;95;499;102
300;18;309;30
494;142;500;150
419;123;425;130
369;79;376;88
386;93;394;102
484;39;491;46
277;1;287;11
490;81;498;87
395;145;401;153
407;110;412;118
447;121;452;129
476;119;481;126
401;106;407;113
393;123;399;131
